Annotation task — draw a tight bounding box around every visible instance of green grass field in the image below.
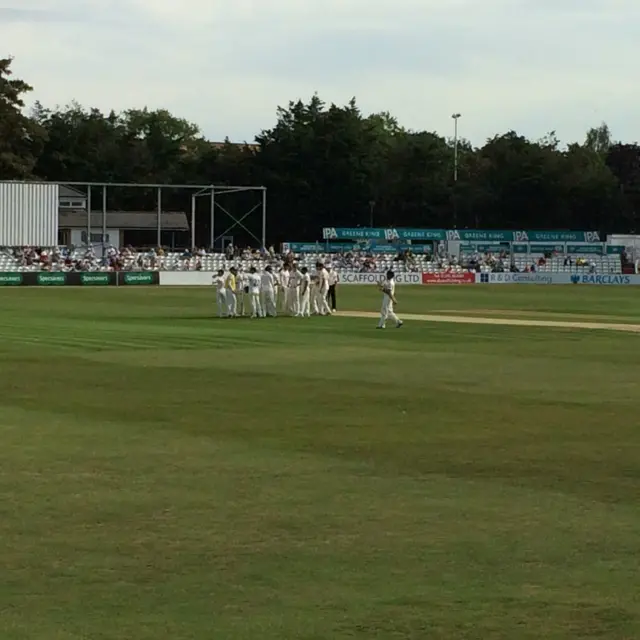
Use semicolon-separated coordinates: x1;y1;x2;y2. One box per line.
1;285;639;639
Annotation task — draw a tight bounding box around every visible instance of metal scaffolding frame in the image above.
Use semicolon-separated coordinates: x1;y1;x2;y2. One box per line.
57;181;267;249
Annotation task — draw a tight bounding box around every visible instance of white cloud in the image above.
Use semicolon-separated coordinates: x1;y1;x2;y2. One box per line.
1;0;638;145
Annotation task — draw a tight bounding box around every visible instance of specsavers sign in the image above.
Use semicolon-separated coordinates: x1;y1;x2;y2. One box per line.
0;272;23;285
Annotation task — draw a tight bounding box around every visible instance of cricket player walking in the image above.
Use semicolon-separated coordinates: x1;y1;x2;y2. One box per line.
299;267;311;317
248;267;263;318
377;270;403;329
213;269;227;318
260;266;277;317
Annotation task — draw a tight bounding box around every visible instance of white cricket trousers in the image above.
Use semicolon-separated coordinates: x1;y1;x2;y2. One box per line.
226;291;237;317
300;290;310;317
261;289;277;316
378;298;400;327
282;288;292;314
217;291;227;317
289;287;300;315
250;293;263;317
317;287;332;315
310;287;319;314
236;290;245;315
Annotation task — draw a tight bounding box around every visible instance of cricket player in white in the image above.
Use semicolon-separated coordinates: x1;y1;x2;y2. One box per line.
279;266;290;314
299;267;311;317
260;266;277;317
273;266;280;309
235;269;246;316
248;267;263;318
377;270;403;329
327;265;338;312
315;262;332;316
213;269;227;317
225;267;238;317
310;273;320;315
289;264;301;316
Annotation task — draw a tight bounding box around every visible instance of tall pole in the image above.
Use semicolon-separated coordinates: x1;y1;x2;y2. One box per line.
452;113;461;183
86;186;91;246
190;194;196;250
261;187;267;249
156;187;162;248
210;188;215;250
451;113;461;228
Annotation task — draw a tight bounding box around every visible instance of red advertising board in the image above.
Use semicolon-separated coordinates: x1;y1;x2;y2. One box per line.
422;272;475;284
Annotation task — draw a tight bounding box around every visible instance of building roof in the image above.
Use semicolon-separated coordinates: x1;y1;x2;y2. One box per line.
59;185;87;198
59;211;189;231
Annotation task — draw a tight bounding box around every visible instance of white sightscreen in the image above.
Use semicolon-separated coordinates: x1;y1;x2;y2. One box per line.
0;182;59;246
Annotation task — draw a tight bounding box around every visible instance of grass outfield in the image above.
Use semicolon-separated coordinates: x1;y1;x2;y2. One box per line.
1;285;639;639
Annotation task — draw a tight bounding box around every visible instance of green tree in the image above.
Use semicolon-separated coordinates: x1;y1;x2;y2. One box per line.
254;95;395;239
606;143;640;230
0;57;45;178
383;131;452;228
119;108;203;183
562;143;619;230
474;132;565;229
584;122;612;157
2;57;637;239
32;101;124;182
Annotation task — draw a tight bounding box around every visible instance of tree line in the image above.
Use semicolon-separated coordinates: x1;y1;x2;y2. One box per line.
1;56;640;245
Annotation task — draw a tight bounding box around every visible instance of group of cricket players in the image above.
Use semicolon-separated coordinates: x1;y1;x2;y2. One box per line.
213;262;337;318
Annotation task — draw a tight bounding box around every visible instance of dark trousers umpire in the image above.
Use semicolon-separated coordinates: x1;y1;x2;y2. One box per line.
327;283;337;311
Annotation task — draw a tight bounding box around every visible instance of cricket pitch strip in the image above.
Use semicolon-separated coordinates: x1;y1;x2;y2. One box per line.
336;311;640;333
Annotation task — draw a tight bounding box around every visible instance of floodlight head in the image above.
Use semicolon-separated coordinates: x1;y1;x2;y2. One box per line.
451;113;461;119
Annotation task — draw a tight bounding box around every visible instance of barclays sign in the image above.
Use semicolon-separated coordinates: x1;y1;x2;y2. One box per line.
572;274;633;285
478;272;640;285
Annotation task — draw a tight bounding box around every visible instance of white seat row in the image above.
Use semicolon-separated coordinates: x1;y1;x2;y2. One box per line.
0;248;623;274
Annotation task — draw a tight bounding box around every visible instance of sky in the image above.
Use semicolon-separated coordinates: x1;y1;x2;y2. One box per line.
1;0;639;146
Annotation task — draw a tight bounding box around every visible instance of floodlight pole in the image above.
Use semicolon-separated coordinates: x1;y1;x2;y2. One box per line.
452;113;461;183
87;186;92;245
156;187;162;248
102;185;107;254
451;113;461;227
210;188;215;250
190;194;196;249
261;187;267;248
